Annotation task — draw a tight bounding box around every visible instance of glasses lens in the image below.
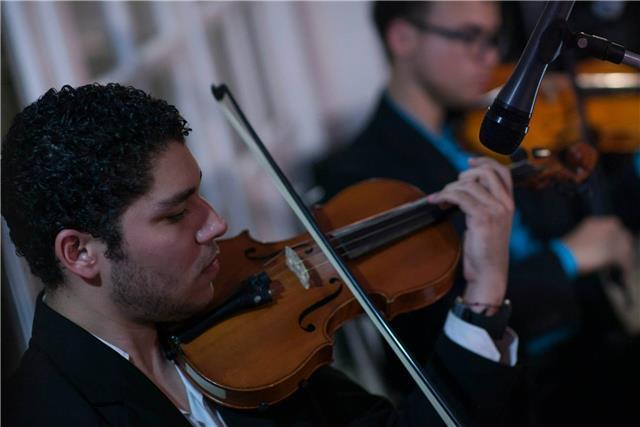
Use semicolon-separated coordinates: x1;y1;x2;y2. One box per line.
470;33;502;58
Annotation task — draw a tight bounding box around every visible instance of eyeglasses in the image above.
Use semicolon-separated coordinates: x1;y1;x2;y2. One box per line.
404;18;503;59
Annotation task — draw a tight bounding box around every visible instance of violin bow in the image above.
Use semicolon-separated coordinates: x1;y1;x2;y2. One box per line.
211;84;461;427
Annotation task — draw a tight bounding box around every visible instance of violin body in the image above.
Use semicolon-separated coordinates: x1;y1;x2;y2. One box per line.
174;179;460;409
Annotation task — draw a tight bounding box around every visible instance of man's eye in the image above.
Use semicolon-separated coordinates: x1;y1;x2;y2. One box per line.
167;209;188;223
458;30;480;43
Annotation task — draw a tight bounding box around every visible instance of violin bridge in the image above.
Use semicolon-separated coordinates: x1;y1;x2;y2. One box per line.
285;246;310;289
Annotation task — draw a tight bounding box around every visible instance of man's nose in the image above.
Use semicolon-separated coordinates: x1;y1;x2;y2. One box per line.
196;200;228;244
479;44;500;67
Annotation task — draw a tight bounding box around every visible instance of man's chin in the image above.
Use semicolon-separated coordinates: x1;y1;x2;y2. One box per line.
188;283;216;315
158;291;215;323
158;305;208;323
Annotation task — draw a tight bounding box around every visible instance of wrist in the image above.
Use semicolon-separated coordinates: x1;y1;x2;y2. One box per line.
452;297;512;339
462;279;506;311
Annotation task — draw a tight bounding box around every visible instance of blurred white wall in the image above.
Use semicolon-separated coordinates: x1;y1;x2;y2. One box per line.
1;1;387;357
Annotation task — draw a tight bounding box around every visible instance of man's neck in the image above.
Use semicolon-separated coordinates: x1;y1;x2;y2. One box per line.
45;286;190;411
387;73;445;135
45;286;161;367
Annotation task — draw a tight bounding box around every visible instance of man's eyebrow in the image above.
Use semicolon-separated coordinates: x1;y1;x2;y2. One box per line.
157;187;197;208
156;171;202;208
458;24;484;33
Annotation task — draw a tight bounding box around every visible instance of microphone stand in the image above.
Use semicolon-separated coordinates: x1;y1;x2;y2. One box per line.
569;31;640;70
211;84;462;427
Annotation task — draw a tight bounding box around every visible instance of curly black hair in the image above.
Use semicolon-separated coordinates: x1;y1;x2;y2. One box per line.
1;83;191;288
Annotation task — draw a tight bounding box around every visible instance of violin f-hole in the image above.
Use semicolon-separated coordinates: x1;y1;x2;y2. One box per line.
297;282;344;332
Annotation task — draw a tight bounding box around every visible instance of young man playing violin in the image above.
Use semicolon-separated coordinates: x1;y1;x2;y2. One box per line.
2;83;521;426
315;1;640;425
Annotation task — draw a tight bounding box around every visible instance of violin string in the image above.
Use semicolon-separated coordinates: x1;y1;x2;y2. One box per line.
263;201;437;277
289;162;530;270
269;260;334;286
265;202;443;280
264;204;442;281
265;163;532;282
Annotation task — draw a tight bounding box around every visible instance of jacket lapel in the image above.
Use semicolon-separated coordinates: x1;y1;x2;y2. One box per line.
30;294;191;427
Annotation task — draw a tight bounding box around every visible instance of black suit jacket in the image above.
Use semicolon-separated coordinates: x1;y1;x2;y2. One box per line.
4;294;519;426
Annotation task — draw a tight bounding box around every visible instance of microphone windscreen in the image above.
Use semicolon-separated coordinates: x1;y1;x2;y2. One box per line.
479;100;530;155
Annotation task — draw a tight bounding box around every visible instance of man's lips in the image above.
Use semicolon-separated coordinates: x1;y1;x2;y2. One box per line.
201;255;220;276
201;241;221;276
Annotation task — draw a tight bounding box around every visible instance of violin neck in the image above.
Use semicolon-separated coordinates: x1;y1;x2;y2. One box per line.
329;198;453;259
326;160;544;260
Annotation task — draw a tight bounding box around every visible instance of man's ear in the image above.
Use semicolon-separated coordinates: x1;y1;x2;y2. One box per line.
386;18;419;60
54;230;103;281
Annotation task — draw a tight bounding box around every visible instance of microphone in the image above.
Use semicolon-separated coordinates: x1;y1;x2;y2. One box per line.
479;1;574;155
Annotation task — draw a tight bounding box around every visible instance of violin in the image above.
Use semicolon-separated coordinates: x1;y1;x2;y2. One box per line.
574;59;640;153
161;142;597;410
461;60;639;161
